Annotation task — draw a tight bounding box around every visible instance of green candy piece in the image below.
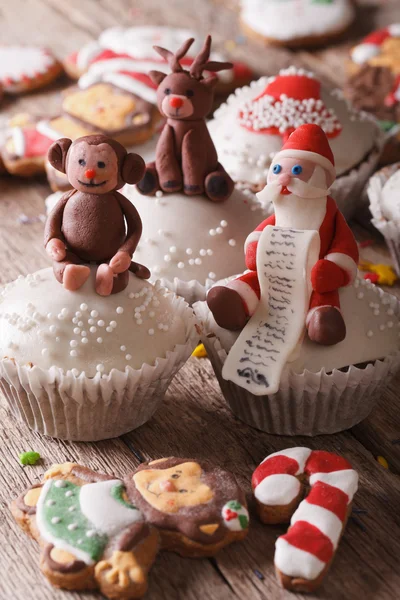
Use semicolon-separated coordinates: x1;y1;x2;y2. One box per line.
19;451;41;465
111;482;137;510
42;481;108;562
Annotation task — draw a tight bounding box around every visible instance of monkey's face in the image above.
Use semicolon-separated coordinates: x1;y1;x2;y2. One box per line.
67;141;119;194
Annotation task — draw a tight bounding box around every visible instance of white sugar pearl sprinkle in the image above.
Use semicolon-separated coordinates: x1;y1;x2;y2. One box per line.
41;348;49;356
49;325;57;333
80;303;88;311
120;345;126;352
91;310;98;318
110;321;117;328
96;364;105;373
70;350;77;357
51;517;61;524
88;319;94;325
228;239;236;247
148;329;155;335
73;327;81;335
116;307;124;314
98;320;105;327
178;262;185;269
97;337;103;344
106;327;113;333
90;326;97;333
81;337;88;344
70;340;78;348
125;354;132;360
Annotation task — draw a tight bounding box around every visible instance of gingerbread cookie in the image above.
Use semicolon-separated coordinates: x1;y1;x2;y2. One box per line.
346;24;400;125
252;447;358;592
64;26;252;96
125;457;249;557
240;0;355;48
0;45;62;94
10;462;159;599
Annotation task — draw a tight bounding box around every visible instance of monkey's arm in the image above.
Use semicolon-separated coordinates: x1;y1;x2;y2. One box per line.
109;193;143;273
44;190;75;260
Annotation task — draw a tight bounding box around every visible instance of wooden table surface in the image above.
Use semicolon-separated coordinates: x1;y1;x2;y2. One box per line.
1;1;400;599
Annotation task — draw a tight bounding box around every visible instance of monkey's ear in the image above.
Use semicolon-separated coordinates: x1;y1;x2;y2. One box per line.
47;138;73;173
201;76;218;89
149;70;167;86
121;153;146;185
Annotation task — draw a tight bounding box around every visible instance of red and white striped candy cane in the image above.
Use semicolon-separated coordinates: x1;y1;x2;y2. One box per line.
252;447;358;590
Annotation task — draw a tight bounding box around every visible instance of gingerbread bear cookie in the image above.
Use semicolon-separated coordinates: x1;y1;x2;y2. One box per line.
0;45;62;95
252;447;359;592
240;0;355;48
10;463;159;599
125;457;249;557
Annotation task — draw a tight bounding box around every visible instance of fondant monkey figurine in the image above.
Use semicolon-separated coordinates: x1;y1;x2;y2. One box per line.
137;36;235;202
44;134;149;295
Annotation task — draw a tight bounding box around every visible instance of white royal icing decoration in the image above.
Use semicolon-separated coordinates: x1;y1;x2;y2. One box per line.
260;447;312;473
221;501;249;532
0;46;55;83
351;43;381;65
275;538;325;580
255;474;301;506
222;227;320;395
79;479;142;536
309;469;359;503
240;0;354;42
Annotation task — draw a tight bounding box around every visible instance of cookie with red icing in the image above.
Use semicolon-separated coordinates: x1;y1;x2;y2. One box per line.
0;45;62;94
64;26;252;95
252;447;358;592
10;462;160;599
125;457;249;557
346;24;400;125
240;0;354;48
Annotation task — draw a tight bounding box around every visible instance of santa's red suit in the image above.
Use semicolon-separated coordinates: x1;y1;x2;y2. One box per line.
221;125;359;326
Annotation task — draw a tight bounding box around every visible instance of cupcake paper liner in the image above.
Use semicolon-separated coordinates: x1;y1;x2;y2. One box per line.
194;296;400;436
368;163;400;275
0;292;198;441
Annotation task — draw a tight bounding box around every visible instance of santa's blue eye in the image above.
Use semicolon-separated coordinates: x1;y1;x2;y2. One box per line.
292;165;303;175
272;164;282;174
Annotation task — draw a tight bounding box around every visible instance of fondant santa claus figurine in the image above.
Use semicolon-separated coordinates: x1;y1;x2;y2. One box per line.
207;123;359;346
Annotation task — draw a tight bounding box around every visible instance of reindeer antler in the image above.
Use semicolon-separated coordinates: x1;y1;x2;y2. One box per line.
153;38;195;73
190;35;233;80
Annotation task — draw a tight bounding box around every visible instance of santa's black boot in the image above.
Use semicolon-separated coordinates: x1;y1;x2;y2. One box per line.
307;306;346;346
207;286;248;330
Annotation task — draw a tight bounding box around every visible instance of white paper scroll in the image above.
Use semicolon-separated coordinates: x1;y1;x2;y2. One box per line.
222;226;320;395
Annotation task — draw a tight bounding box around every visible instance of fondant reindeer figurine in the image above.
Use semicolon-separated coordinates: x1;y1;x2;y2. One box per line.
137;36;235;202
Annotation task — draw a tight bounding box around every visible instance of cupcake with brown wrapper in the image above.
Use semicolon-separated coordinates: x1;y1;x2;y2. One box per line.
195;124;400;436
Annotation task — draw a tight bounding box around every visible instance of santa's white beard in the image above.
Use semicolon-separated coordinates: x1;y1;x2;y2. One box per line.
257;178;329;231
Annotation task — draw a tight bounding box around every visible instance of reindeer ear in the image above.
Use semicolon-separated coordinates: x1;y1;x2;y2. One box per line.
149;70;167;86
47;138;72;173
121;152;146;185
202;76;218;89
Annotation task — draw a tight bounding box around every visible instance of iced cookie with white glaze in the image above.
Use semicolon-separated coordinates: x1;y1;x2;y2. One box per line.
0;45;62;94
240;0;355;48
125;457;249;557
252;448;358;592
10;463;159;599
63;25;253;95
209;67;383;219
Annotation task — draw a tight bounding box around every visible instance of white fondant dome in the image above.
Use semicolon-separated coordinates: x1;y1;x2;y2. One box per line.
380;169;400;226
0;268;188;377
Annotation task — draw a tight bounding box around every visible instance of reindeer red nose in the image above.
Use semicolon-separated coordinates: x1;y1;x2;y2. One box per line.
169;96;184;109
85;169;96;179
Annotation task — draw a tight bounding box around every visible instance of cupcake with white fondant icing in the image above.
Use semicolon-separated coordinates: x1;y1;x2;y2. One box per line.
368;162;400;274
209;68;384;220
0;268;197;441
194;125;400;435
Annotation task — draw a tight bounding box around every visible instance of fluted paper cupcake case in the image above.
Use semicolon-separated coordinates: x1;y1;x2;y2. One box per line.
0;292;198;441
368;163;400;275
194;296;400;436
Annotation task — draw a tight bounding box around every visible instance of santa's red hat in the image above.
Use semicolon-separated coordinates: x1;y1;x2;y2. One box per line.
273;124;336;181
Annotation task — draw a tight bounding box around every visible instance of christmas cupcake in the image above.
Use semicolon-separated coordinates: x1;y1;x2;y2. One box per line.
195;125;400;435
209;67;384;220
0;135;197;441
346;24;400;163
127;35;269;303
240;0;355;48
368;162;400;275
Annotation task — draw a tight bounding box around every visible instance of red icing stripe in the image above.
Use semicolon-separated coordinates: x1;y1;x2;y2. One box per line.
23;129;54;158
252;455;299;490
281;521;334;564
363;27;390;46
92;49;137;63
118;71;158;89
306;481;349;522
66;51;78;66
305;450;351;475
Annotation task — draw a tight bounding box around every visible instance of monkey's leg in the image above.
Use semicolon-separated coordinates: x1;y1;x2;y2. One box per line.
136;162;161;196
53;252;90;291
205;163;235;202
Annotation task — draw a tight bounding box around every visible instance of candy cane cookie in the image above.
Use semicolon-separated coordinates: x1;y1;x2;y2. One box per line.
252;447;358;592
